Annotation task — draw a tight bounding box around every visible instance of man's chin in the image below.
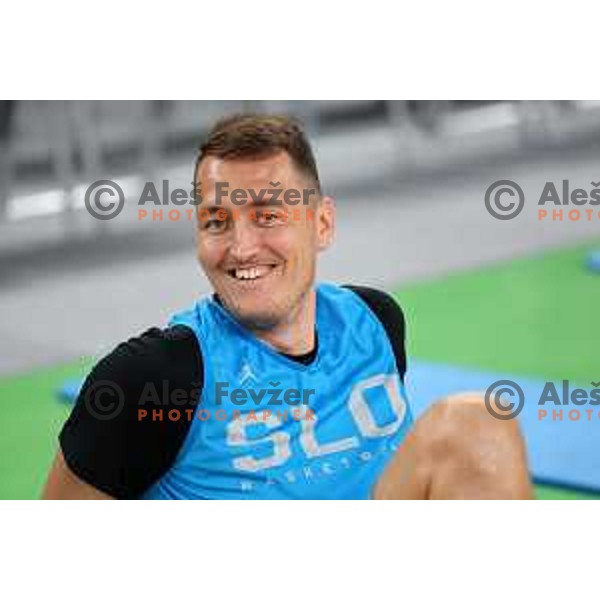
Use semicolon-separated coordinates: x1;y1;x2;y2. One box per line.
232;309;283;331
220;298;283;331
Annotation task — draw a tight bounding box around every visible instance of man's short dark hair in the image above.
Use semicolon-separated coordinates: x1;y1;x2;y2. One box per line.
194;114;321;194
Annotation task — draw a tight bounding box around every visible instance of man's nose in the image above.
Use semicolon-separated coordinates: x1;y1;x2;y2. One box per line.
229;219;260;263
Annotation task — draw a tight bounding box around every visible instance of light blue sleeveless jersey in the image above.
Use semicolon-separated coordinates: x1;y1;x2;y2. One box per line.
143;283;413;499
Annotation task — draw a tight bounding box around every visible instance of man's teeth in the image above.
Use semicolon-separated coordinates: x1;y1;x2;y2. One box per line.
233;266;272;280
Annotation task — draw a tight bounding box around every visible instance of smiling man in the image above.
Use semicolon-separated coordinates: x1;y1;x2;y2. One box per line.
43;114;532;500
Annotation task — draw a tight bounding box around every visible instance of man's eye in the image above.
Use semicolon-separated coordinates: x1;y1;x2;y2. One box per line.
202;218;227;232
257;211;284;226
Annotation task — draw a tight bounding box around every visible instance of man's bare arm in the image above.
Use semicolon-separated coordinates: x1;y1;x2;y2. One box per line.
42;451;114;500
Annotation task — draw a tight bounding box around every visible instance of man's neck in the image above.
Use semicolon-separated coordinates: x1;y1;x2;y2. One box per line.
252;290;317;357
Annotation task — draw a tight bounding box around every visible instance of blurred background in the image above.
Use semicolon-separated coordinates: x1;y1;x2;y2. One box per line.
1;100;599;499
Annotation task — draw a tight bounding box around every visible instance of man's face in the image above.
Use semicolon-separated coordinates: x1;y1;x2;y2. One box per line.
195;151;335;330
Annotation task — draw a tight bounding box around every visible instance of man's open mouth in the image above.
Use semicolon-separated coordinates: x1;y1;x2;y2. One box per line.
226;264;280;281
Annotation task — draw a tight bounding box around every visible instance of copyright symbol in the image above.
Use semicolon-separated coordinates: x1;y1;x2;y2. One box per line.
83;380;125;421
85;180;125;221
484;380;525;420
484;180;525;220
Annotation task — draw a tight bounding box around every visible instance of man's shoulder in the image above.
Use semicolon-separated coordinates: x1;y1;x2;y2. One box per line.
343;285;405;327
342;284;407;378
343;284;402;310
94;325;201;385
111;325;199;360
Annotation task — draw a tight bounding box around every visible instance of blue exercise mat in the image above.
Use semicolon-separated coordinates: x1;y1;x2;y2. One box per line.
57;379;83;404
586;250;600;273
406;360;600;493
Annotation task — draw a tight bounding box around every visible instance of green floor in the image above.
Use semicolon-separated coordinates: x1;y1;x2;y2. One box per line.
0;357;95;499
1;239;599;499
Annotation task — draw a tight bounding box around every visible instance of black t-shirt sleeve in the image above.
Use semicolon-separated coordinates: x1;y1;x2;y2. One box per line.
344;285;407;381
59;325;202;499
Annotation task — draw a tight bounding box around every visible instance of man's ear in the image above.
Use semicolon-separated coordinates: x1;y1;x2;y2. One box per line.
316;195;335;251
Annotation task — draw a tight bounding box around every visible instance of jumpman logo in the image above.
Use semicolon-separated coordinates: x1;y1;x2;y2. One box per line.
239;361;258;387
